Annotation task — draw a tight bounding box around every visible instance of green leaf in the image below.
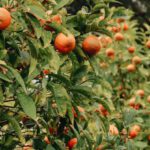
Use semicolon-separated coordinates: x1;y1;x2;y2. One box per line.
96;134;102;146
28;38;39;58
54;139;66;150
28;57;37;77
0;49;7;59
49;73;71;86
5;65;27;93
135;141;148;149
82;130;94;149
17;93;36;120
92;4;106;13
0;72;12;83
0;85;4;103
70;86;93;99
54;0;70;10
25;2;46;19
48;83;71;117
46;145;55;150
0;31;5;49
97;28;112;37
3;114;26;144
28;14;43;38
41;30;52;48
9;118;25;143
71;65;88;83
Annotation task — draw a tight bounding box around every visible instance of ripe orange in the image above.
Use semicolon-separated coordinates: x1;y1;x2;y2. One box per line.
43;69;49;75
132;56;141;65
136;89;145;98
129;130;138;139
51;15;62;24
105;48;115;58
148;135;150;141
96;144;104;150
128;46;135;53
44;136;50;144
99;16;105;21
131;125;141;132
67;138;77;149
72;107;78;118
146;40;150;49
117;18;125;23
147;95;150;103
99;104;109;116
77;106;85;113
112;25;121;33
129;97;136;107
40;15;62;31
0;8;11;30
82;35;101;55
99;36;112;48
100;62;108;69
114;33;124;41
123;23;129;31
23;145;32;150
109;124;119;136
54;33;76;54
105;36;113;44
126;64;136;72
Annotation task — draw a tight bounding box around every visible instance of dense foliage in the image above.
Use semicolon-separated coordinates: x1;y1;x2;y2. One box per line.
0;0;150;150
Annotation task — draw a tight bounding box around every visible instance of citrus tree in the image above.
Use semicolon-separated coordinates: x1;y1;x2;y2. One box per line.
0;0;150;150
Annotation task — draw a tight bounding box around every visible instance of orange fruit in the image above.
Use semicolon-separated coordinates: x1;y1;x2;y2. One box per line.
147;95;150;103
51;15;62;24
67;138;77;149
54;33;76;54
77;106;85;113
146;40;150;49
100;62;108;69
40;14;62;31
109;124;119;136
136;89;144;98
117;18;125;23
148;135;150;141
131;125;141;133
112;25;121;33
123;23;129;31
126;64;136;72
99;16;105;21
0;8;11;30
96;144;104;150
98;36;108;48
129;130;138;139
43;69;49;75
23;145;32;150
99;104;109;116
129;97;136;107
44;136;50;144
105;36;113;44
114;32;124;41
132;56;141;65
128;46;135;53
82;35;101;55
72;107;78;118
105;48;115;58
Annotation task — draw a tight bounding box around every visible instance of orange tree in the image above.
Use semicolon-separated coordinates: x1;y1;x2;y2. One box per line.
0;0;150;149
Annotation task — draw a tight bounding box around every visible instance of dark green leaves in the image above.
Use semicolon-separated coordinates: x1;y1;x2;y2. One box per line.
17;93;36;120
5;65;27;93
54;0;70;10
48;83;72;118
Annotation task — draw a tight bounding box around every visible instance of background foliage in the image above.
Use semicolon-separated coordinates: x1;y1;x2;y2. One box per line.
0;0;150;150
